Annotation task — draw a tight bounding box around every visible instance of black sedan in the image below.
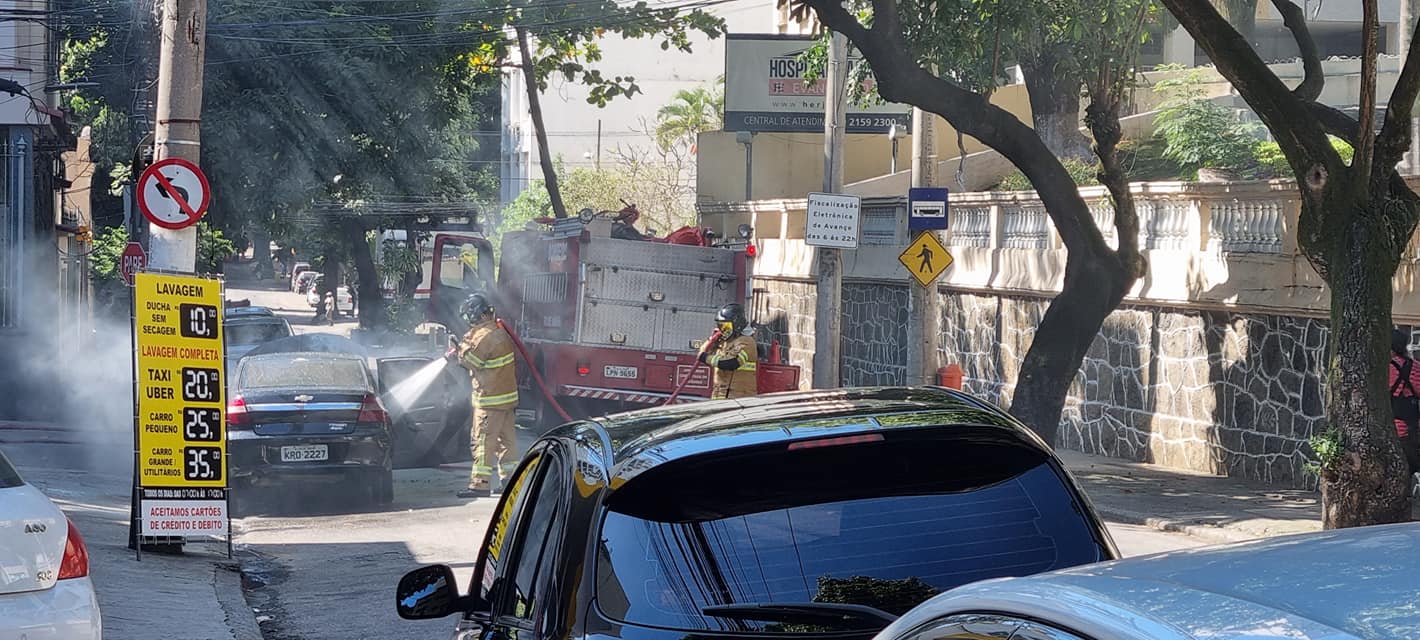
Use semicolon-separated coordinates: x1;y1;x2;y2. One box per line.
395;386;1118;639
228;352;394;507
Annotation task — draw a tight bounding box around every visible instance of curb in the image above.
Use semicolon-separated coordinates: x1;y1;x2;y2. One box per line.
214;562;265;640
1095;505;1261;546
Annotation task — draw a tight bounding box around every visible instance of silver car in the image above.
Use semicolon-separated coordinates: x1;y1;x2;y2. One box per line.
873;523;1420;640
225;315;294;365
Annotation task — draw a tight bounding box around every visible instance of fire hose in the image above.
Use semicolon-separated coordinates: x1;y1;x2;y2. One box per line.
495;319;574;422
666;329;721;406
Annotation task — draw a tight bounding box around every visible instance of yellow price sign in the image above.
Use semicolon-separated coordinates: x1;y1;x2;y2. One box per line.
134;273;226;489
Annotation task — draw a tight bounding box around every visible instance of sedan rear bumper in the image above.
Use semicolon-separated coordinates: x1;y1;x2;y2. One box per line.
0;577;101;640
228;431;391;483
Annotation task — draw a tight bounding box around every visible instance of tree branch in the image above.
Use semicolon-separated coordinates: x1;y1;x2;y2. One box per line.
1270;0;1323;101
1355;0;1379;187
801;0;1109;255
1377;17;1420;170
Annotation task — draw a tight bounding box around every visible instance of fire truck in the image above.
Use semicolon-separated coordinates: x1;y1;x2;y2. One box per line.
419;205;801;429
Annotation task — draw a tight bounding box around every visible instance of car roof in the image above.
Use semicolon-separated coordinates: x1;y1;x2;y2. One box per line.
556;387;1044;489
879;523;1420;640
225;306;275;316
240;351;364;364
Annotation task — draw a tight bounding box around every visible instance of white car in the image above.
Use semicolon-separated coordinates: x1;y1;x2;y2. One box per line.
307;285;354;310
0;448;101;639
873;523;1420;640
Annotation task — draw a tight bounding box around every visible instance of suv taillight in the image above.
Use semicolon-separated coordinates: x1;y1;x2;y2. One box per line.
359;394;388;424
57;517;89;580
227;395;250;429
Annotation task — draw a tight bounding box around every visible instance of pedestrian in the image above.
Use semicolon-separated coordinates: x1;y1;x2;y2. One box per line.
448;291;519;498
697;303;759;400
1389;328;1420;475
325;290;337;325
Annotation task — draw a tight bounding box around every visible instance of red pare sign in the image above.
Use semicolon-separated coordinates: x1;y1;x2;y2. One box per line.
121;242;148;287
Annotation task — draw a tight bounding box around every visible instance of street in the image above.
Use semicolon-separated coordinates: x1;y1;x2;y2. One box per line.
217;274;1203;637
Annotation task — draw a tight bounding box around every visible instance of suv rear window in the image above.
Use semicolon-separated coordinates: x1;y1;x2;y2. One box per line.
0;449;24;488
594;433;1105;632
239;357;369;390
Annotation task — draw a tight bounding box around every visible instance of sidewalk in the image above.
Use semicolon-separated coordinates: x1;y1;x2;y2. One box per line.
1;431;262;640
1059;450;1325;545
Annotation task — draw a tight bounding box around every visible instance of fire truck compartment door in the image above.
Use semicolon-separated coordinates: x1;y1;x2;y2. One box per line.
578;301;720;353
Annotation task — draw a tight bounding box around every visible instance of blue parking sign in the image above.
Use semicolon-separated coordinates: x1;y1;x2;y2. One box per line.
908;187;950;231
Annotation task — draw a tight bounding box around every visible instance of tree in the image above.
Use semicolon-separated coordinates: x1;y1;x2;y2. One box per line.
655;79;724;151
793;0;1161;444
462;2;725;218
1161;0;1420;527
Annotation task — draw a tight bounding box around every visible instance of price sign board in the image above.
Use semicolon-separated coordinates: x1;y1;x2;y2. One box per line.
133;272;228;538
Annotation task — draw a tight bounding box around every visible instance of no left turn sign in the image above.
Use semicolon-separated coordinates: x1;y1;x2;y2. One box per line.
137;158;211;230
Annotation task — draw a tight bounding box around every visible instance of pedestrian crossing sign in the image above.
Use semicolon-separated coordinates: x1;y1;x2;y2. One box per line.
899;232;953;287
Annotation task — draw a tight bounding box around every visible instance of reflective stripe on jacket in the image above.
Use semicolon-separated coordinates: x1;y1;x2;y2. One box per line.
459;320;520;408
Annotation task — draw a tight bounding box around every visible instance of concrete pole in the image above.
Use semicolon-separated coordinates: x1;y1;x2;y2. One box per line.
149;0;206;273
812;30;848;389
904;106;942;386
1402;0;1418;174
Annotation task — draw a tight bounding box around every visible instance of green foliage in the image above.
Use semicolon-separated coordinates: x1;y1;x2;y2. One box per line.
1305;428;1345;478
87;224;129;295
997;158;1101;191
1254;137;1354;178
762;576;940;634
654;79;723;151
196;223;237;275
1152;68;1261;171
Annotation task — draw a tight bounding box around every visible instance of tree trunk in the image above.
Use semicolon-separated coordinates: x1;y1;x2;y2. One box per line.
250;228;271;279
345;220;385;330
516;26;568;219
1316;212;1412;527
1020;49;1092;161
1009;254;1132;444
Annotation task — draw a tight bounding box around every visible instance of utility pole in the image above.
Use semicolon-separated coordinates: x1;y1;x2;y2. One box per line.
812;30;848;389
905;106;942;385
149;0;207;273
1402;0;1417;174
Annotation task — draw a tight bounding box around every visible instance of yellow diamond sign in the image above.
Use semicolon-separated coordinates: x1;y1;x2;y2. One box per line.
899;231;953;287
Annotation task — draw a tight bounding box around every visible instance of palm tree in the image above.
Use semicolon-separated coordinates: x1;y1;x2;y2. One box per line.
654;78;724;152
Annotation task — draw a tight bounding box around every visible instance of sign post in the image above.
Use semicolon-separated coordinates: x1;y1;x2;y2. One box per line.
131;272;228;554
120;242;148;287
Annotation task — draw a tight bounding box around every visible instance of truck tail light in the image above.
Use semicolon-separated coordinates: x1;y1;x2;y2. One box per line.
577;363;591;376
58;517;89;580
227;396;250;429
745;243;757;258
359;394;389;423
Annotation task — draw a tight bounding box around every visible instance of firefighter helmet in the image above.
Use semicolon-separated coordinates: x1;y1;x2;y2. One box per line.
716;303;748;336
460;292;494;324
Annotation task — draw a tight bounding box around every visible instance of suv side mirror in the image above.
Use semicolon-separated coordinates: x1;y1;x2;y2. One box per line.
396;564;469;620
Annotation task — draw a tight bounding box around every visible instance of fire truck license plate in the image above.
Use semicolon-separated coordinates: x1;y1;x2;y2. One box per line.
603;365;639;379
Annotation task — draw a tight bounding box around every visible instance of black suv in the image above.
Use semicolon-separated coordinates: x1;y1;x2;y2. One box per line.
396;387;1118;639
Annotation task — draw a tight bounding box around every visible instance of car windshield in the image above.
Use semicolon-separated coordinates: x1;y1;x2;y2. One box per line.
226;321;290;346
595;434;1105;632
239;357;368;390
0;448;23;488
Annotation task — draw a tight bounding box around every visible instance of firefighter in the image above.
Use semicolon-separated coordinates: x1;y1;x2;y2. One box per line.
448;291;520;498
698;303;759;400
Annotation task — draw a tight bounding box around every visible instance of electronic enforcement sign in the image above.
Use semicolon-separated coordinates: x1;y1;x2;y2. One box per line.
133;272;228;538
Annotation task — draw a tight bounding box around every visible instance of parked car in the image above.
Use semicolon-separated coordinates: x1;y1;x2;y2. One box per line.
225;315;294;365
227;352;394;507
292;270;320;294
395;386;1117;639
870;523;1420;640
0;447;101;639
375;355;473;469
225;305;277;319
290;261;311;279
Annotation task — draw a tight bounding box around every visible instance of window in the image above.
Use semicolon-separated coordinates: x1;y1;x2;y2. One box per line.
502;456;565;621
238;357;369;390
225;320;292;347
438;242;480;289
595;435;1107;632
0;448;23;488
476;453;543;602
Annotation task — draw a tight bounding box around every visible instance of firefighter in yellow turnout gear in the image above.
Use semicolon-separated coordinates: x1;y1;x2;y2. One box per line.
698;303;759;400
450;292;519;499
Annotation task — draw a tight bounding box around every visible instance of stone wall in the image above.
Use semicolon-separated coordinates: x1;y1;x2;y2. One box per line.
941;292;1329;488
753;276;1330;488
